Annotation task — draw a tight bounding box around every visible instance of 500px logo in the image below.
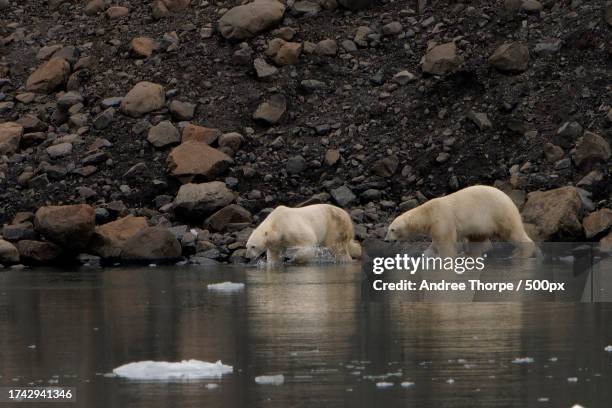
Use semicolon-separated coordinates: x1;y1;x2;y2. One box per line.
372;254;486;275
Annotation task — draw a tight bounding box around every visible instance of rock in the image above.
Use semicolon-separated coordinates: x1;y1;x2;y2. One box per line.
2;222;37;241
393;70;417;85
218;0;286;40
167;141;233;180
106;6;129;19
555;121;583;148
607;2;612;26
120;227;182;262
233;44;254;65
16;240;63;264
182;124;220;144
534;39;562;56
572;131;611;167
422;42;463;75
315;39;338;56
371;156;399;177
206;204;252;232
93;107;115;130
338;0;372;10
89;215;149;258
46;142;73;159
324;149;340;166
489;42;529;73
331;185;356;207
120;81;165;118
57;91;83;110
26;58;70;93
341;39;357;52
34;204;95;250
147;121;180;148
543;143;564;163
254;58;278;79
582;209;612;239
467;111;493;130
271;41;302;65
286;155;306;174
169;100;196;121
253;93;286;124
173;182;235;219
218;132;244;152
521;0;543;13
84;0;106;15
130;37;157;58
521;187;584;241
354;26;372;47
0;122;23;155
0;239;19;264
382;21;403;36
292;1;320;15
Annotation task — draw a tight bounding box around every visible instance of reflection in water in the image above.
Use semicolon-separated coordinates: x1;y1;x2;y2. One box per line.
0;262;611;408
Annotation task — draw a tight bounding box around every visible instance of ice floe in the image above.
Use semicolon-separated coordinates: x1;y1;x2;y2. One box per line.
207;282;245;292
511;357;534;364
112;360;233;380
376;382;394;388
401;381;415;388
604;345;612;352
255;374;284;385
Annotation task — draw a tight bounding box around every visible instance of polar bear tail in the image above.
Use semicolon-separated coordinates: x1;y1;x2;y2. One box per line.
349;240;362;259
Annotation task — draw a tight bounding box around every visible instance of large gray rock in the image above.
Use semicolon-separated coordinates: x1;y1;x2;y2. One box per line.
206;204;252;232
34;204;95;250
16;240;63;264
120;82;165;117
147;121;180;148
174;182;235;219
331;185;357;207
572;131;611;167
120;227;182;262
489;42;529;73
218;0;286;40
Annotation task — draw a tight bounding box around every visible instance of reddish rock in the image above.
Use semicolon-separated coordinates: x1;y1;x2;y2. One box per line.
16;240;63;264
89;216;149;258
489;42;529;73
167;141;233;180
34;204;95;250
206;204;252;232
182;124;221;144
422;42;463;75
218;0;286;40
120;81;165;118
582;209;612;239
120;227;182;262
0;239;19;264
521;187;584;241
26;58;70;93
0;122;23;155
106;6;129;19
130;37;157;58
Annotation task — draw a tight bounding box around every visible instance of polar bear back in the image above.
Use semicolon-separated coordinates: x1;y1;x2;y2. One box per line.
436;185;522;238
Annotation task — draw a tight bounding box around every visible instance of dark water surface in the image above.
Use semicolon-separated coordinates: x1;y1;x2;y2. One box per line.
1;262;612;407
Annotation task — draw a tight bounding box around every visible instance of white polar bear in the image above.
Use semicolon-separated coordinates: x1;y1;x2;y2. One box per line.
385;185;537;258
246;204;362;264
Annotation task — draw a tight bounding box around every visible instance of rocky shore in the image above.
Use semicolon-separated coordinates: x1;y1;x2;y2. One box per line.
0;0;611;268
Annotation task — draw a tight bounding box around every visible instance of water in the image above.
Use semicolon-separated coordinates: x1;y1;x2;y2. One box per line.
1;262;612;407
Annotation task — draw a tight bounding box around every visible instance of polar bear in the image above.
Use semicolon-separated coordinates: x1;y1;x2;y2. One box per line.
246;204;362;264
384;185;537;258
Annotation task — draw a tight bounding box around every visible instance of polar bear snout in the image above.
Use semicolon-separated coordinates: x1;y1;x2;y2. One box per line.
246;245;265;260
384;228;398;242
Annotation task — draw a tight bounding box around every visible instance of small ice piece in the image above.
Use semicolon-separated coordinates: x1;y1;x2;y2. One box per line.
376;382;393;388
27;344;36;349
571;405;585;408
207;282;245;292
512;357;534;364
401;381;415;388
604;345;612;352
567;377;578;383
446;378;455;384
537;396;549;402
206;383;219;389
148;264;157;267
255;374;284;385
549;357;558;362
113;360;233;380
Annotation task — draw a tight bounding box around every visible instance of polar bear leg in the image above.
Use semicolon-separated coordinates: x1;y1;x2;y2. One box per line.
466;238;492;257
266;248;282;264
287;246;318;264
509;230;537;258
431;223;458;258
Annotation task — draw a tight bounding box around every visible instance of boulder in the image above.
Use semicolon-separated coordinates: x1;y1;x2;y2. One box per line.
16;240;63;264
422;42;463;75
218;0;286;40
147;121;180;148
169;100;196;121
84;0;106;15
572;131;611;167
34;204;95;250
331;185;357;207
521;187;584;241
120;227;182;262
26;57;70;93
2;222;37;241
206;204;252;232
106;6;129;19
218;132;244;152
181;124;221;144
0;239;19;264
254;58;278;79
489;42;529;73
89;216;149;258
120;81;165;117
167;141;233;180
582;209;612;239
0;122;23;155
268;40;302;65
130;37;157;58
173;182;235;219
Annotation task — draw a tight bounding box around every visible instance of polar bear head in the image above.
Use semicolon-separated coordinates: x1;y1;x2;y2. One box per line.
385;212;424;242
245;229;267;260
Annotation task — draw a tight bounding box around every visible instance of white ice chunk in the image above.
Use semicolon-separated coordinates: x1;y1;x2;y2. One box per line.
207;282;245;292
401;381;415;388
446;378;455;384
255;374;284;385
206;383;219;389
604;345;612;352
113;360;233;380
376;382;393;388
511;357;534;364
567;377;578;383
